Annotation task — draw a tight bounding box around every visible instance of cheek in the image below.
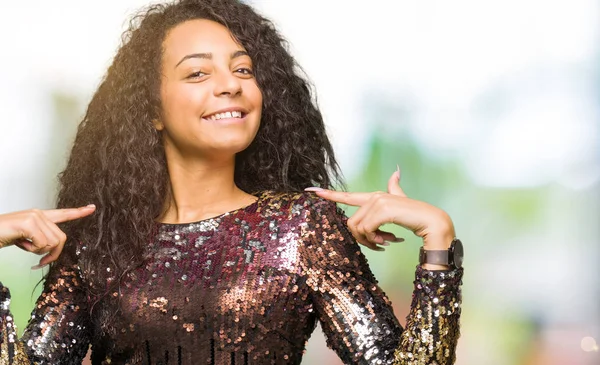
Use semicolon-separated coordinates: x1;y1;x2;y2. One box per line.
251;82;263;108
247;82;263;121
161;84;209;122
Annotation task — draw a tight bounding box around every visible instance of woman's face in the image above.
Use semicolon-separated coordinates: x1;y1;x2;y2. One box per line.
158;19;263;159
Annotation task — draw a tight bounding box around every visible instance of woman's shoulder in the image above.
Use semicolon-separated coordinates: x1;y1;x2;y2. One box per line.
256;190;335;210
255;190;340;220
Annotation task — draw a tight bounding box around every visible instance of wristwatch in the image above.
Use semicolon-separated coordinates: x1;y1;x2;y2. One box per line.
419;238;464;269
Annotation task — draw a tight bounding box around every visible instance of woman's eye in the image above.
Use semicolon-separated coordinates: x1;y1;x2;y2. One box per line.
235;68;253;76
187;71;206;79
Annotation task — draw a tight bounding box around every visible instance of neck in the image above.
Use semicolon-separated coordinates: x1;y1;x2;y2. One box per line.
157;151;253;224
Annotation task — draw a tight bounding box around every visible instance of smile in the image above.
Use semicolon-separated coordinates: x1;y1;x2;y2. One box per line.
203;109;246;121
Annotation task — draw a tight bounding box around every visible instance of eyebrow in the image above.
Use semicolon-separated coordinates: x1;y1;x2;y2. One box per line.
175;50;249;68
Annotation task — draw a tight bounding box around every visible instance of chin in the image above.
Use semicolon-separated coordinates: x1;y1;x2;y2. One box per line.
210;138;255;155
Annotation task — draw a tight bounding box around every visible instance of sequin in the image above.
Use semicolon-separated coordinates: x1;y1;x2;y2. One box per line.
0;191;463;364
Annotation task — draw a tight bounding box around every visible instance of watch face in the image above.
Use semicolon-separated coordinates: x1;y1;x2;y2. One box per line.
452;239;464;268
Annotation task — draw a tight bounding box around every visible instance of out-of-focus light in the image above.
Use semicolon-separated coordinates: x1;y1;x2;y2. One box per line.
581;336;598;352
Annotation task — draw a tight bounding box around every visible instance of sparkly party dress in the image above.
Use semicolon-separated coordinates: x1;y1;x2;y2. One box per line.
0;191;463;365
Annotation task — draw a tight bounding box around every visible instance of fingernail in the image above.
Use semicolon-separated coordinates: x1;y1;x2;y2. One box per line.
392;237;405;242
380;241;391;246
86;204;96;208
396;164;401;180
374;247;385;252
31;264;48;270
304;187;324;192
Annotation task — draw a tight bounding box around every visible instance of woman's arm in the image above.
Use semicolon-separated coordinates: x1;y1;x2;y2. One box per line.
0;248;93;364
0;206;96;364
300;196;462;365
393;265;462;364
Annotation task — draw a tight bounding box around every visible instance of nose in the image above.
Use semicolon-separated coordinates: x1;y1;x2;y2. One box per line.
213;69;242;97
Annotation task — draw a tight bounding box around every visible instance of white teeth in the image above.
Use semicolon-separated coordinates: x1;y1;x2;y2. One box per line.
207;111;244;120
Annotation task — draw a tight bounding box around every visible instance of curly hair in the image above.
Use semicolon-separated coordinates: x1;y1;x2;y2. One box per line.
52;0;343;311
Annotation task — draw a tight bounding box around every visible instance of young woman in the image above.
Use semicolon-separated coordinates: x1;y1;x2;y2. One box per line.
0;0;463;364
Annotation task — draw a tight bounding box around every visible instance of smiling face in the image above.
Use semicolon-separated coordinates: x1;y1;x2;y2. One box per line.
157;19;263;159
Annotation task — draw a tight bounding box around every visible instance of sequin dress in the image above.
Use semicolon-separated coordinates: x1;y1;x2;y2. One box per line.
1;191;463;365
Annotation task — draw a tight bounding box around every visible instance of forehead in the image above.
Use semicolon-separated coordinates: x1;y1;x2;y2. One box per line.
162;19;245;65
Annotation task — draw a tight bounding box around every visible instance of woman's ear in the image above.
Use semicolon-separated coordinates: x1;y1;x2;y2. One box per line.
152;119;164;131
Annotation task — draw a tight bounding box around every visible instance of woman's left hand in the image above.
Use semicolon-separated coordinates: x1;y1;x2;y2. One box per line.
305;167;455;252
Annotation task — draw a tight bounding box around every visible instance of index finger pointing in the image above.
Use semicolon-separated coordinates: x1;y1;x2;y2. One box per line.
43;205;96;224
305;189;371;206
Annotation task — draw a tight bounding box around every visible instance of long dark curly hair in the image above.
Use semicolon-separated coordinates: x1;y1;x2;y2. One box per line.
53;0;343;303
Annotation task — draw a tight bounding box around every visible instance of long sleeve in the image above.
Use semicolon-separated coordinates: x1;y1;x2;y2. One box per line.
300;196;463;365
0;246;93;364
392;266;462;364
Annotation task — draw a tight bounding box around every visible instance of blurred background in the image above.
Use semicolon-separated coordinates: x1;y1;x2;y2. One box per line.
0;0;598;364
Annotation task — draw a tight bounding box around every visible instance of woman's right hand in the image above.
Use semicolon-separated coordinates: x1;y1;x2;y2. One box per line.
0;205;96;269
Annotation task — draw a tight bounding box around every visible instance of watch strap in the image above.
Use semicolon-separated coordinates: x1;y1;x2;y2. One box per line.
419;247;451;266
